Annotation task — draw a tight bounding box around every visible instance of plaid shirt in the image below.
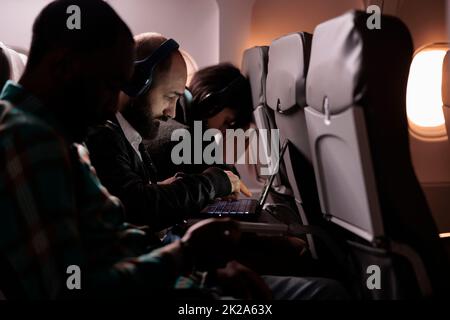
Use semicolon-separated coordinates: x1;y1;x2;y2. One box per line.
0;81;178;299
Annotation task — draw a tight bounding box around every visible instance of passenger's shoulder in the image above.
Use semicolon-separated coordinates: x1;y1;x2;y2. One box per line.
86;120;128;151
2;107;63;144
0;109;70;165
87;120;123;142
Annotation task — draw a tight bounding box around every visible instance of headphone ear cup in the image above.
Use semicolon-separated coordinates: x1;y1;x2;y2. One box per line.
137;69;153;97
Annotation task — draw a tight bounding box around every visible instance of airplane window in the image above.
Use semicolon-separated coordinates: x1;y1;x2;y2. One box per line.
406;43;448;140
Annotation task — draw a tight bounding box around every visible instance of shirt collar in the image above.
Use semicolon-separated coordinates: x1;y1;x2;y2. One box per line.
115;112;143;157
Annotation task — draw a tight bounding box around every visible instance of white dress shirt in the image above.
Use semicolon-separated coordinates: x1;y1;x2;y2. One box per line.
115;112;143;161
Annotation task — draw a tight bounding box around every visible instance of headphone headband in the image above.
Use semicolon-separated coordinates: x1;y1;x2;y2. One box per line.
122;38;180;98
196;74;248;118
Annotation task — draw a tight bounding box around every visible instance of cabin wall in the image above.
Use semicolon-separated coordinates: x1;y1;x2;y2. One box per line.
247;0;363;47
386;0;450;233
108;0;219;68
448;0;450;40
0;0;52;52
216;0;255;67
0;0;220;68
394;0;447;48
216;0;363;66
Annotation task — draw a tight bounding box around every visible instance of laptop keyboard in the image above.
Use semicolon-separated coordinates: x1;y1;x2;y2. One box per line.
206;199;256;215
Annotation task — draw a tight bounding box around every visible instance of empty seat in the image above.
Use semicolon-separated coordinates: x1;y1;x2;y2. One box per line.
305;10;450;298
442;51;450;138
265;33;326;257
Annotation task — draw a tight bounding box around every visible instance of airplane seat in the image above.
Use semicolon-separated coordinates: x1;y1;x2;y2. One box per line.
0;42;27;89
266;33;326;259
241;46;293;199
0;46;10;90
442;51;450;139
305;10;450;299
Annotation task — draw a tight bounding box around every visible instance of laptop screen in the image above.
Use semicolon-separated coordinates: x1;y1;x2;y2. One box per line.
257;139;289;206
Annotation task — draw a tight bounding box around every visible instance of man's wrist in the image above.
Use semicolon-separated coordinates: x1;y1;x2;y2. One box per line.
202;167;233;197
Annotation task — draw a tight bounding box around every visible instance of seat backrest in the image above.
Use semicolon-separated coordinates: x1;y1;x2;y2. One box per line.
267;33;312;158
0;46;10;90
242;46;273;172
242;46;269;115
265;33;326;257
242;46;290;193
442;51;450;138
0;42;27;89
305;10;450;297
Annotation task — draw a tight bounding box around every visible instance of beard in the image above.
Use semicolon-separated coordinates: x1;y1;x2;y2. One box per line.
121;95;166;140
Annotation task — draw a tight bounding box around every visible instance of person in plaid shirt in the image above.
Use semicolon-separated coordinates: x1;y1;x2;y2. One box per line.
0;0;242;299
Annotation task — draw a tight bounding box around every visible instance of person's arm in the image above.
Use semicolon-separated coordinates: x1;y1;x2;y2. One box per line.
0;123;85;299
85;218;242;299
86;126;232;230
1;123;185;299
85;241;188;299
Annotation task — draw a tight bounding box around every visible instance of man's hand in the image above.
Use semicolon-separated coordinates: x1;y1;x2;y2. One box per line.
211;261;272;300
181;218;241;271
224;171;252;199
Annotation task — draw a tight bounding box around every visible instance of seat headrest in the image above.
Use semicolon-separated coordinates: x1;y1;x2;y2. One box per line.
241;46;269;110
0;42;27;82
442;51;450;107
306;10;412;115
266;32;312;113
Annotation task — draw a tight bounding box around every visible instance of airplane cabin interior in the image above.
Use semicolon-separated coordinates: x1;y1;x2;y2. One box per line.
0;0;450;304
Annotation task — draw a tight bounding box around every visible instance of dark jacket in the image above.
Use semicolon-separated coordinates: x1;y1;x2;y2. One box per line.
85;117;232;231
145;94;240;180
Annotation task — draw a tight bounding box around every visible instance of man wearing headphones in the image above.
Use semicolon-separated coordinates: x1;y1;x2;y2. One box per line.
86;33;250;234
146;63;254;180
85;33;350;301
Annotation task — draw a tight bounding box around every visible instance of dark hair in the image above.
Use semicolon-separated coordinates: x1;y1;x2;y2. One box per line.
133;33;182;89
0;48;10;90
27;0;133;69
189;63;253;129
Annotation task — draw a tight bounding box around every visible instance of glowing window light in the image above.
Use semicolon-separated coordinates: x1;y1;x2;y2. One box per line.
406;46;447;138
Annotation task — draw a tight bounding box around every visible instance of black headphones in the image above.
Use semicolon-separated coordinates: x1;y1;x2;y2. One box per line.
195;74;248;119
122;38;180;98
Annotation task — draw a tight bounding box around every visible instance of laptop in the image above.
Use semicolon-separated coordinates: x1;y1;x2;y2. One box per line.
196;140;288;221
